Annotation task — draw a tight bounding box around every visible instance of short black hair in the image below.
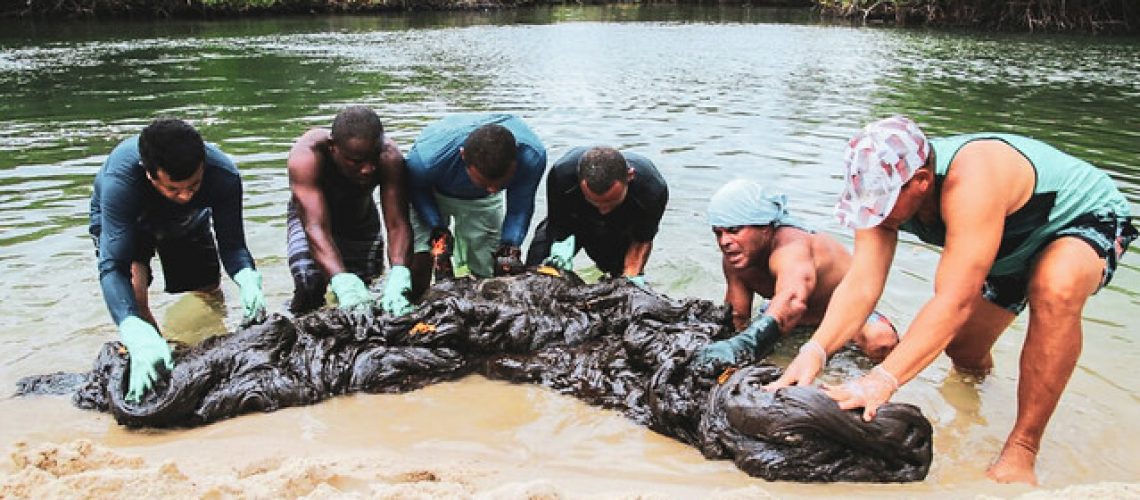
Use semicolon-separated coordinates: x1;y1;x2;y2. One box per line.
138;117;205;181
330;105;384;149
577;147;628;195
464;124;517;181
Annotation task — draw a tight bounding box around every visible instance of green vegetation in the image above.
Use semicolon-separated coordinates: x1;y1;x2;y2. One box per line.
5;0;1137;32
818;0;1137;32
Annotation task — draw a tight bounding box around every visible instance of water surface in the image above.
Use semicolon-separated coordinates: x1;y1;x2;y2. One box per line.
1;6;1137;496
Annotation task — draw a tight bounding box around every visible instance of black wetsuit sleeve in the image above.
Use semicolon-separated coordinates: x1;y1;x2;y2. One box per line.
628;155;669;242
94;142;145;325
543;151;579;242
205;146;255;278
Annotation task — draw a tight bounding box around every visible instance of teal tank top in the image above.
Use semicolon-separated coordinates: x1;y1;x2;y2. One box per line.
899;133;1130;277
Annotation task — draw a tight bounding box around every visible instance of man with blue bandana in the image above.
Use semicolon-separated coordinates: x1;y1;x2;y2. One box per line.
405;114;546;295
695;179;898;369
89;118;265;403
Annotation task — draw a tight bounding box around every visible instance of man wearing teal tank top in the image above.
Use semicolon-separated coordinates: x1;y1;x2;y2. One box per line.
766;116;1136;485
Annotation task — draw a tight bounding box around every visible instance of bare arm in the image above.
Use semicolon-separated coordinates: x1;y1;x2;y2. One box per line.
764;241;817;334
723;259;754;331
622;240;653;278
377;137;411;268
811;227;898;355
287;129;346;277
878;156;1005;385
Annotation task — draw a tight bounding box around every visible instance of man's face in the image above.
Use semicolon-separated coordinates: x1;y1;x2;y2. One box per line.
878;167;930;231
466;161;517;194
330;136;382;186
712;225;767;270
148;164;204;205
581;179;628;215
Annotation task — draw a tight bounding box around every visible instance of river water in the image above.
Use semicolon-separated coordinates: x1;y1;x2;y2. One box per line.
1;6;1137;497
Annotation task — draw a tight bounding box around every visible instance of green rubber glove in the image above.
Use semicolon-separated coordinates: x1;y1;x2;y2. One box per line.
118;316;174;403
380;265;414;316
233;268;267;326
627;275;649;291
330;272;374;315
543;235;577;271
493;244;525;277
695;315;781;369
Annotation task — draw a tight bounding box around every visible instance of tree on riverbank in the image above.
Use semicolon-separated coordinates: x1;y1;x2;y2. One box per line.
4;0;1137;33
819;0;1136;32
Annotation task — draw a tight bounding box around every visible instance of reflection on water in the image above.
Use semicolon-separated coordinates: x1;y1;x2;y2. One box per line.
0;6;1137;494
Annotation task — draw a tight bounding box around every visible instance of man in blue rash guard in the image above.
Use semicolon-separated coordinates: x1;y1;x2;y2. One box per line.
695;179;899;369
405;114;547;296
525;146;668;289
89;118;265;402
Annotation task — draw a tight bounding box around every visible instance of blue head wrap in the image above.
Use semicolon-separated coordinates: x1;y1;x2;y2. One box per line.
707;179;810;231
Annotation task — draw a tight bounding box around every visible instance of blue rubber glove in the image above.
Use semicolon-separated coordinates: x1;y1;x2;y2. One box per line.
233;268;267;326
380;265;414;316
118;316;174;403
627;275;649;291
330;272;373;316
543;235;577;271
695;314;781;369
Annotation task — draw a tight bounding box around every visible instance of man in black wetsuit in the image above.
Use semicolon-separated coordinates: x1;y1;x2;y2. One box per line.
285;105;414;317
526;146;668;288
90;117;266;402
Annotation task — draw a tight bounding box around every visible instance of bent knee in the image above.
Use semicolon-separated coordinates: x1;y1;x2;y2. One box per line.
1027;279;1094;316
946;336;993;372
856;320;898;363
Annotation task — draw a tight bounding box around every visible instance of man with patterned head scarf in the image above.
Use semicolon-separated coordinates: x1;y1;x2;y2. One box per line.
768;116;1137;485
695;179;898;368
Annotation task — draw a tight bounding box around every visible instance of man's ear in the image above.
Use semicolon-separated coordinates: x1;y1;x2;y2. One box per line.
626;167;635;183
912;167;934;192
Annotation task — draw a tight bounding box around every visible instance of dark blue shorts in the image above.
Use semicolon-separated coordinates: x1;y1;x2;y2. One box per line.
982;212;1137;315
91;209;221;294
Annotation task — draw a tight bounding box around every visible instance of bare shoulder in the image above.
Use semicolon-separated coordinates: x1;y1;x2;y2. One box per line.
807;231;850;259
772;227;816;258
289;129;331;164
380;136;405;168
946;139;1034;214
294;128;331;152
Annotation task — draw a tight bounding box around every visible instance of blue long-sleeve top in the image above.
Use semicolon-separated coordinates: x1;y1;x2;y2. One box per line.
405;114;547;247
88;136;255;325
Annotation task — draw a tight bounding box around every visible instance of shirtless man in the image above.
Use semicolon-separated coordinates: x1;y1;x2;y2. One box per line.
696;179;898;368
286;105;413;317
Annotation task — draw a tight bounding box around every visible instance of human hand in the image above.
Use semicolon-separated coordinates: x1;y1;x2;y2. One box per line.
118;316;174;403
627;275;649;291
233;268;267;326
380;265;414;316
764;339;828;391
821;365;900;421
694;337;747;368
430;227;455;280
694;315;779;370
330;272;374;317
543;235;576;271
493;244;524;276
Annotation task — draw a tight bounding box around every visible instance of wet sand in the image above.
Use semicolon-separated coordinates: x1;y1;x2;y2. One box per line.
2;375;1137;498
